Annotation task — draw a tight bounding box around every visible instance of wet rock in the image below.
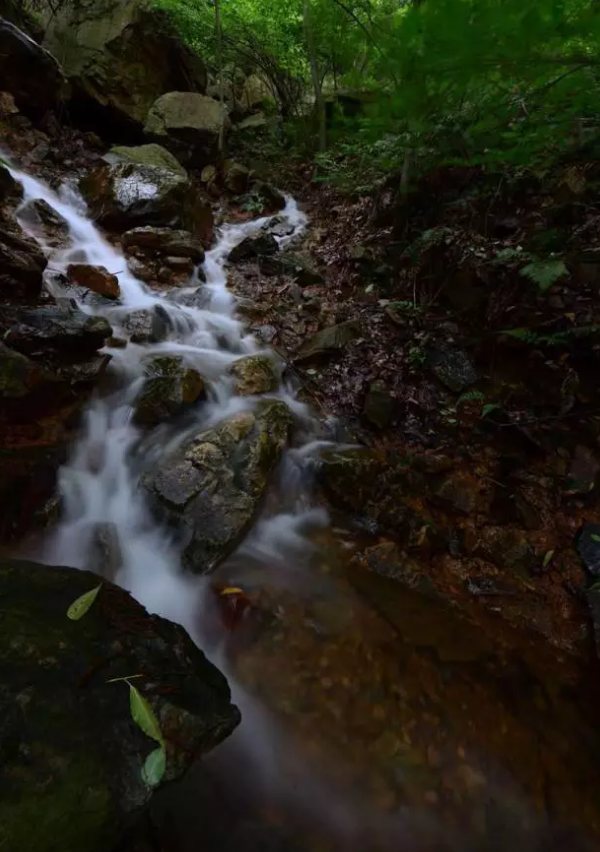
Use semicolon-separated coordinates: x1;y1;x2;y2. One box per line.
228;233;278;264
88;521;123;579
228;354;279;396
122;227;205;263
432;471;480;515
108;144;187;177
0;340;56;409
353;541;433;595
0;219;47;299
223;160;250;194
145;92;230;167
134;354;205;427
295;320;360;363
0;164;22;206
18;198;70;248
143;400;292;573
475;526;536;577
0;17;66;118
363;380;394;429
79;161;213;244
466;576;518;597
42;0;207;130
259;252;323;286
236;112;268;132
122;307;170;344
565;445;600;496
2;305;112;357
66;264;120;300
250;181;285;213
0;558;239;852
576;523;600;578
429;346;477;392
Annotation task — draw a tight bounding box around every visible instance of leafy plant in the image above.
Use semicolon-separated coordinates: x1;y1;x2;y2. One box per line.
520;258;569;292
240;191;266;213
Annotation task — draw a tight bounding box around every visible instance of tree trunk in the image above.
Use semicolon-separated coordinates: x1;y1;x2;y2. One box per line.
303;0;326;152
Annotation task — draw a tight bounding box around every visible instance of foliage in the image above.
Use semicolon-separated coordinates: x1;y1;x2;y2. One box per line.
110;678;167;788
520;258;569;291
66;583;102;620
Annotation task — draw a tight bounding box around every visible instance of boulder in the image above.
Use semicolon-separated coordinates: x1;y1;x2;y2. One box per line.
228;354;279;396
2;305;112;357
223;160;250;195
236;113;268;132
429;346;477;393
122;306;170;344
134;354;205;427
41;0;207;132
79;161;213;244
0;218;47;299
0;16;66;118
17;198;71;249
107;143;187;177
240;74;270;112
145;91;230;167
250;180;285;213
143;400;292;573
259;252;323;287
66;264;120;300
228;233;278;264
0;558;239;852
295;320;360;363
122;226;205;263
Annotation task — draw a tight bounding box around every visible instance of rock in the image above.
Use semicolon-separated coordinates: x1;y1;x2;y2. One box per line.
66;264;120;300
122;307;170;344
2;305;112;356
474;526;535;577
108;143;187;177
352;542;432;595
18;198;70;248
0;16;66;118
0;164;22;206
240;74;270;111
250;180;285;213
145;92;230;166
228;354;279;396
201;164;218;185
576;523;600;578
431;471;480;515
565;445;600;495
363;380;394;429
586;588;600;663
0;219;47;299
223;161;250;194
259;252;323;286
228;233;278;264
122;227;204;263
88;521;123;578
295;320;360;363
429;346;477;393
0;558;239;852
134;354;205;427
79;161;213;243
42;0;206;131
236;112;268;132
143;400;292;573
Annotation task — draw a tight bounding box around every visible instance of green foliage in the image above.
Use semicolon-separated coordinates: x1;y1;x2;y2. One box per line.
520;258;569;291
110;679;167;787
66;584;102;620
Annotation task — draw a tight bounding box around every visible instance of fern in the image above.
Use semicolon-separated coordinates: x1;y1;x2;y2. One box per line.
519;259;568;292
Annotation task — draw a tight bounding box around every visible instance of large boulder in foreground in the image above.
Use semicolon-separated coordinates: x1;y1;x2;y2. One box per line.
145;91;230;166
0;559;239;852
0;16;67;118
40;0;206;132
79;159;214;244
143;400;292;573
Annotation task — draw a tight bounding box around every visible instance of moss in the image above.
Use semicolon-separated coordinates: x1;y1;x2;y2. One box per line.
109;144;187;177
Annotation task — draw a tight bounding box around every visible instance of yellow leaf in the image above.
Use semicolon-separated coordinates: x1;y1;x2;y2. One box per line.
67;584;102;620
220;586;244;596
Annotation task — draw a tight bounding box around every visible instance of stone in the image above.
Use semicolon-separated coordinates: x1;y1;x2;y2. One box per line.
240;74;270;111
18;198;70;248
259;252;323;287
108;144;187;177
201;164;217;184
228;233;278;264
363;380;394;429
352;541;432;595
42;0;206;130
0;558;239;852
432;471;480;515
295;320;360;363
228;354;279;396
134;354;205;427
122;227;204;263
577;523;600;578
66;264;120;300
223;160;250;194
565;445;600;495
0;16;66;118
250;180;285;213
475;526;536;577
586;588;600;663
143;400;292;573
79;161;213;244
145;91;230;166
429;346;477;393
236;112;268;132
122;306;170;344
0;218;47;299
2;305;112;357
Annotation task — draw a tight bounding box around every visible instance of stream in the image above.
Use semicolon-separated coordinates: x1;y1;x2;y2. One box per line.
6;158;600;852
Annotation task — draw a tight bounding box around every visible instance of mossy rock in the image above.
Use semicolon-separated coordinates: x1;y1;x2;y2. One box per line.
0;558;240;852
134;354;206;427
228;354;279;396
108;144;187;177
143;400;292;573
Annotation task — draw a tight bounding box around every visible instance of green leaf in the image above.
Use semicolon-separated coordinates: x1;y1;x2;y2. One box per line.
129;684;164;746
141;746;166;787
591;534;600;543
520;259;568;292
67;584;102;620
481;403;501;417
542;549;555;568
456;389;484;406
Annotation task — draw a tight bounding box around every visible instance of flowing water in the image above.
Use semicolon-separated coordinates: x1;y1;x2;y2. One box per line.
6;157;600;852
